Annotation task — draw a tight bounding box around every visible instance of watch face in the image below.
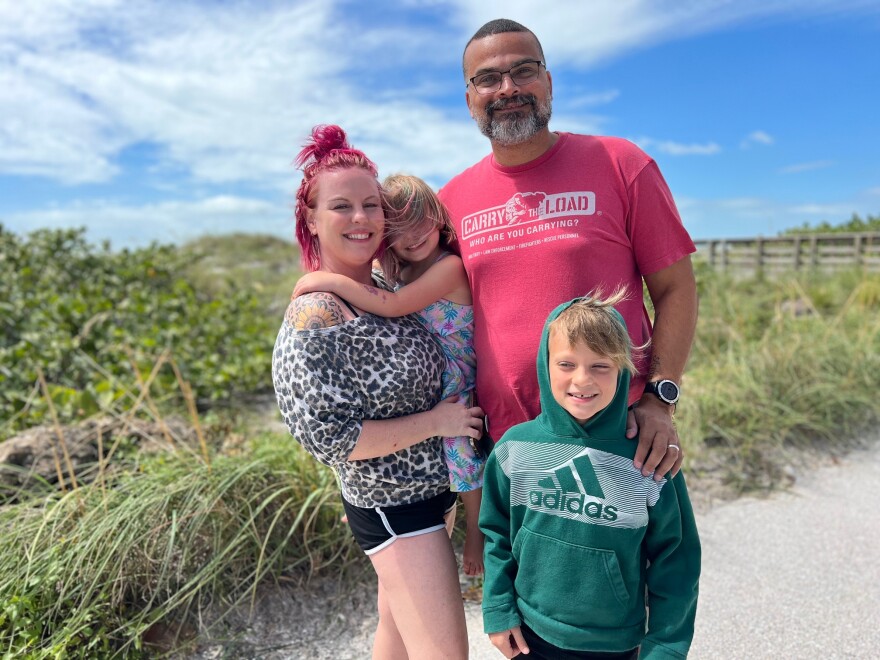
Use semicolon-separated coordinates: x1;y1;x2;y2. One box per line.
659;381;679;401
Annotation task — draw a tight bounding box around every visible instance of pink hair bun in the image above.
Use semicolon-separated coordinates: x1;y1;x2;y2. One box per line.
295;124;354;170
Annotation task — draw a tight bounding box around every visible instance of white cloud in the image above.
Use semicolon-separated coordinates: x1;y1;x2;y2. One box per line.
2;0;875;192
2;0;878;250
675;195;870;238
741;130;775;148
657;141;722;157
779;160;835;174
0;67;125;183
634;137;721;156
4;195;290;248
448;0;880;67
789;202;853;215
565;90;620;108
749;131;775;145
9;1;365;186
0;0;486;191
673;196;768;236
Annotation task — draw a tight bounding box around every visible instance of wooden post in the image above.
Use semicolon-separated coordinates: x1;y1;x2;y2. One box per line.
854;234;863;267
809;235;819;269
755;237;764;276
793;236;802;270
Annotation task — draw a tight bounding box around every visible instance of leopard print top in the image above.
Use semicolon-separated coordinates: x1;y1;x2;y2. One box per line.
272;301;449;508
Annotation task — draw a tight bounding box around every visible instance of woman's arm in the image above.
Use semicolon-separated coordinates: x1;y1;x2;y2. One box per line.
292;255;470;317
348;396;483;461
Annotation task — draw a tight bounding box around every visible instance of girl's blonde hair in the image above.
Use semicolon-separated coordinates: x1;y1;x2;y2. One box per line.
379;174;456;284
548;287;646;375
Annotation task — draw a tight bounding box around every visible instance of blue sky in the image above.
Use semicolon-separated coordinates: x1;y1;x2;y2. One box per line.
1;0;879;248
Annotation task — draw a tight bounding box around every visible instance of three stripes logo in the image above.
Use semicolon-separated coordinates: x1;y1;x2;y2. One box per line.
528;454;619;521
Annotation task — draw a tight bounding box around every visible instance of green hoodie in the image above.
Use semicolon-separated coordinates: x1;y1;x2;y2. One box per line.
479;298;700;658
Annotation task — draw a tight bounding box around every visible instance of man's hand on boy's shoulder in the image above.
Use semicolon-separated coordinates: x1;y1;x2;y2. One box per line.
488;627;530;658
627;395;683;481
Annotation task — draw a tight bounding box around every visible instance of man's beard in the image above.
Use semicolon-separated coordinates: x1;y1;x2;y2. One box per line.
476;94;552;146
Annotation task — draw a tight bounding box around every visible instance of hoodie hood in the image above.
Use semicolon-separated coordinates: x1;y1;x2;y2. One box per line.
536;298;631;441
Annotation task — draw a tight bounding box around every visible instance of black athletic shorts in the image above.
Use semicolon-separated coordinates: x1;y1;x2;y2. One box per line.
520;623;639;660
342;490;457;555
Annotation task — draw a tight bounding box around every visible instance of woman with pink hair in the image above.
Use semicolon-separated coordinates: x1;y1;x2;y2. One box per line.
272;125;482;659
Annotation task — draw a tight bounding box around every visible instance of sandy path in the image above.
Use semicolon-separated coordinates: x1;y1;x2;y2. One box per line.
192;442;880;659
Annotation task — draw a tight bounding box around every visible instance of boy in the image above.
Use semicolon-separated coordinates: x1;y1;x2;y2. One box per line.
479;291;700;659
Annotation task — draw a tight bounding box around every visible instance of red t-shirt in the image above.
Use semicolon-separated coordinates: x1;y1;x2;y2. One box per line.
439;132;695;440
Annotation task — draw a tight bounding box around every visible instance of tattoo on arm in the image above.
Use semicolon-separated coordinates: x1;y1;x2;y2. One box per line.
287;293;348;329
360;284;388;302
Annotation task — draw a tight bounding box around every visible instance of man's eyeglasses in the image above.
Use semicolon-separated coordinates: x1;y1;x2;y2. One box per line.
468;61;545;95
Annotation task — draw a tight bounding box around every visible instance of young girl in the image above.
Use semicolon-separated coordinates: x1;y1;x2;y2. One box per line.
293;174;486;575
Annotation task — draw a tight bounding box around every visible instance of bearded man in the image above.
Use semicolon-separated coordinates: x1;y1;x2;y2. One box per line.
438;18;699;480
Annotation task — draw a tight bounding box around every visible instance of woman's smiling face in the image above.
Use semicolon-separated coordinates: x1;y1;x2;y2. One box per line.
307;167;385;281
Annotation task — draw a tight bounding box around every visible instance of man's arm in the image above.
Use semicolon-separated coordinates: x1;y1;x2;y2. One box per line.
630;256;698;479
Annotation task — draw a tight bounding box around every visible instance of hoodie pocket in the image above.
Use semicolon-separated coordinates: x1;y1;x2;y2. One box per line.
512;526;631;628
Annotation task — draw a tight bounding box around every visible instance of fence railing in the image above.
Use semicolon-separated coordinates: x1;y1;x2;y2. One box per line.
693;232;880;274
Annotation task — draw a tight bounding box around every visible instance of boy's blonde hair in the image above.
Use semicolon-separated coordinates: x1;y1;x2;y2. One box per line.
548;288;644;375
379;174;456;284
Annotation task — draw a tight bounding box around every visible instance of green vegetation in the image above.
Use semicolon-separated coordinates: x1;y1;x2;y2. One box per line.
0;433;359;659
780;211;880;235
677;262;880;488
0;226;298;438
1;227;878;657
0;225;313;656
178;232;300;318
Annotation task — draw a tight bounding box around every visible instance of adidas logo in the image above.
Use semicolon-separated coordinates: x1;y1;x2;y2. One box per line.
528;454;618;521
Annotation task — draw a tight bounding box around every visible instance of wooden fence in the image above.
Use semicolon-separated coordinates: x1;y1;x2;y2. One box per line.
693;232;880;275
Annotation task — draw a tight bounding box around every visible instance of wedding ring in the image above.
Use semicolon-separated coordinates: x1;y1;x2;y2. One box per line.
668;444;680;451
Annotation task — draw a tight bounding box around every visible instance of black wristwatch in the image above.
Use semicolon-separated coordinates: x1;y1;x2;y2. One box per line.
644;379;680;406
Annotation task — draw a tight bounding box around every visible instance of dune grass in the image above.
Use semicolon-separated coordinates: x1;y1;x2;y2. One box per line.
0;433;359;659
675;265;880;490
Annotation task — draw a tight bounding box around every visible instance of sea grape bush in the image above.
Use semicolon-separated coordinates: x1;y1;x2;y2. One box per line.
1;225;273;437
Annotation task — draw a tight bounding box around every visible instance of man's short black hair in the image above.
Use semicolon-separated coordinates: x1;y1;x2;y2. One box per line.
462;18;545;78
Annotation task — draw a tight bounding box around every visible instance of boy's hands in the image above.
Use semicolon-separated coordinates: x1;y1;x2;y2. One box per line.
489;627;529;657
627;395;683;481
292;272;340;299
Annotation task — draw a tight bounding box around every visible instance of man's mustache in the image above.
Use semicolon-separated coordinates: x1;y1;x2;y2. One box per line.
487;95;537;114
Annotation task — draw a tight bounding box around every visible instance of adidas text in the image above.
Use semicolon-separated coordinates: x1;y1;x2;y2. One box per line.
529;489;618;521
